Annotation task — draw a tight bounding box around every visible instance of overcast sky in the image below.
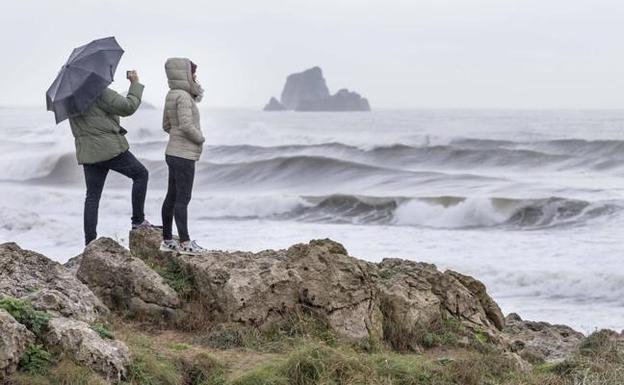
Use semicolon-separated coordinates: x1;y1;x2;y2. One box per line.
2;0;624;109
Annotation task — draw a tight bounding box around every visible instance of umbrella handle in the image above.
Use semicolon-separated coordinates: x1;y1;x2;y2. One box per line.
110;64;114;80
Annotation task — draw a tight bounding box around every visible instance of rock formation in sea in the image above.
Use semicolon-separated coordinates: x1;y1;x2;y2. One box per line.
264;66;371;111
263;97;286;111
0;231;620;383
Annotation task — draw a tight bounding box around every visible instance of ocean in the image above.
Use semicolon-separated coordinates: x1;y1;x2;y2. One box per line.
1;106;624;333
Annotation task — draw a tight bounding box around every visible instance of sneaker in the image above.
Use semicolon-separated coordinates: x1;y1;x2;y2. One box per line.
179;240;207;255
132;220;162;230
159;239;179;252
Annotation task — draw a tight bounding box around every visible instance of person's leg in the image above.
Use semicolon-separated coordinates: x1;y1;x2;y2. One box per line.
83;164;109;245
161;156;177;240
106;151;149;226
172;157;195;243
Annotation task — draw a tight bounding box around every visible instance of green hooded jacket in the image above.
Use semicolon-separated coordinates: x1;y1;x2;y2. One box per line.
69;82;144;164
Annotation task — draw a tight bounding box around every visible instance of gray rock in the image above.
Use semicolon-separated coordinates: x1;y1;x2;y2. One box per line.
129;228;505;347
296;88;370;111
0;309;35;379
376;258;505;350
45;317;130;382
503;313;585;363
268;67;371;111
263;97;286;111
0;242;108;323
76;238;180;323
280;66;330;110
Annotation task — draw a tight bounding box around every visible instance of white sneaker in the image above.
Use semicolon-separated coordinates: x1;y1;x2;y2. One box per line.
159;239;179;252
179;240;207;255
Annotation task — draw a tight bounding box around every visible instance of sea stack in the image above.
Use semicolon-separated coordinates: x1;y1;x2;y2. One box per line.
263;97;286;111
264;66;371;111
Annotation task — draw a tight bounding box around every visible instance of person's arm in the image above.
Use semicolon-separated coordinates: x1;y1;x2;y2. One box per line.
98;83;144;117
175;94;205;144
163;108;171;133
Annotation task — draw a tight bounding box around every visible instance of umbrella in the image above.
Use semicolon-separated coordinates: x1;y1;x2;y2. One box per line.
46;36;124;123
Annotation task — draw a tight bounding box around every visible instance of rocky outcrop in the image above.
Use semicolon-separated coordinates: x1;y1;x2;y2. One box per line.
263;97;286;111
280;67;330;110
45;317;130;382
129;228;502;347
503;313;585;363
0;242;132;383
265;67;371;111
376;259;505;350
0;242;107;323
297;88;371;112
0;309;35;379
76;238;180;323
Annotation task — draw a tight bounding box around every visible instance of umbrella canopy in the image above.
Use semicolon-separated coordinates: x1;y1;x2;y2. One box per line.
46;36;124;123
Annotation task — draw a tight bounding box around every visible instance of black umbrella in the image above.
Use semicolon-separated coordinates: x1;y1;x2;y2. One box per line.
46;36;124;123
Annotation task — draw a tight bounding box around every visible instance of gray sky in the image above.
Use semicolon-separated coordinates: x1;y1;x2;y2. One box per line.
2;0;624;108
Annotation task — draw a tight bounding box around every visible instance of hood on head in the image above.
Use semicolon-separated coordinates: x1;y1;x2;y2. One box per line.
165;58;203;101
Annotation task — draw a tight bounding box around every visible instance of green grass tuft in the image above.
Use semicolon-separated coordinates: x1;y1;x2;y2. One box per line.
90;323;115;340
18;345;52;375
151;259;196;300
0;297;51;337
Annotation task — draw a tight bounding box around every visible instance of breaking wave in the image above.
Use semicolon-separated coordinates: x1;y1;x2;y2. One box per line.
195;194;619;229
8;137;624;183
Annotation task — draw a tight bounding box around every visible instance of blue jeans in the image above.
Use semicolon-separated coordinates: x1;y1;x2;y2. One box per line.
83;150;149;245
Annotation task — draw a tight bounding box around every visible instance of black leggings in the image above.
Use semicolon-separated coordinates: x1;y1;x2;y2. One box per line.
162;155;196;242
83;150;149;245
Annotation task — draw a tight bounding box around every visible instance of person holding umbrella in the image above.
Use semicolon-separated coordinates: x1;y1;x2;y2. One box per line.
46;37;155;245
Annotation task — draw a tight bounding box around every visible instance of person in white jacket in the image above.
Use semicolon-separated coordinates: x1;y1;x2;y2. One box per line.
160;58;206;255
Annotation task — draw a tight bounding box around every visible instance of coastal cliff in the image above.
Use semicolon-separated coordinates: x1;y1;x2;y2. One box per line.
1;231;621;384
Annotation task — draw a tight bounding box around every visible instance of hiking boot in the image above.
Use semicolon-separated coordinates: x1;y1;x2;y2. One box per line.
159;239;179;252
179;240;207;255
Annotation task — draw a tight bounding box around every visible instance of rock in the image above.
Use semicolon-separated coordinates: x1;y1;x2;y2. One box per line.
76;238;180;323
263;97;286;111
129;228;503;347
446;271;505;330
45;317;130;382
266;67;371;111
280;67;330;110
502;352;532;373
0;242;108;323
376;258;505;350
503;313;585;363
296;88;370;111
131;229;381;340
0;309;35;379
286;239;383;341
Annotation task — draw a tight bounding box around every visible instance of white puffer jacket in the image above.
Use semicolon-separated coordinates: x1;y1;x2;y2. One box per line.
163;58;205;161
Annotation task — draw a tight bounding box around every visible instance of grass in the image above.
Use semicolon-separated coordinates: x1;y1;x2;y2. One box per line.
144;255;196;301
9;359;107;385
18;345;53;375
119;331;226;385
230;341;524;385
9;315;624;385
0;297;51;338
197;309;337;353
90;323;115;340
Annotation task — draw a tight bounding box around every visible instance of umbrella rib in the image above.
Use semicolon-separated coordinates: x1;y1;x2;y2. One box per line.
71;49;124;65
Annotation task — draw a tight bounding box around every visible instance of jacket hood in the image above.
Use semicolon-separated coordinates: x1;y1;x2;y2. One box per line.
165;58;204;102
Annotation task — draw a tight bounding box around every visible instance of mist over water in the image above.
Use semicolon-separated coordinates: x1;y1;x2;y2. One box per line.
2;107;624;332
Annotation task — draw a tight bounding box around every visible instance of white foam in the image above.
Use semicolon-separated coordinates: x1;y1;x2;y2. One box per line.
393;198;512;228
194;195;309;218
